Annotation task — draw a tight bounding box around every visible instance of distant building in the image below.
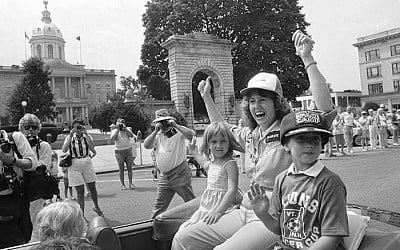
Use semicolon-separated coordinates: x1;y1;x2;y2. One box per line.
353;27;400;111
295;91;362;114
0;1;116;125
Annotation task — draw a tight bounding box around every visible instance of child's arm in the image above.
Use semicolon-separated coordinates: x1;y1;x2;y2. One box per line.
306;236;341;250
248;183;281;234
203;160;238;225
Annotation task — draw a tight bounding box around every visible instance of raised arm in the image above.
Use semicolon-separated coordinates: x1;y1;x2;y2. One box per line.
197;77;224;123
293;30;333;112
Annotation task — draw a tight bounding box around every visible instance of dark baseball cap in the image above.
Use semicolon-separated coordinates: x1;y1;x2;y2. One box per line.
280;110;332;145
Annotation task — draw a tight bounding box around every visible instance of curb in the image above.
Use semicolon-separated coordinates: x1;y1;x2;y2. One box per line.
95;164;154;175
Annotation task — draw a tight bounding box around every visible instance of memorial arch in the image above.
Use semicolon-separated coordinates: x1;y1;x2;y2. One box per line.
161;33;237;129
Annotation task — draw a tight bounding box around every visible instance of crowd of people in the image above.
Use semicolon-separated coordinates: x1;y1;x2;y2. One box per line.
2;28;398;250
325;104;399;157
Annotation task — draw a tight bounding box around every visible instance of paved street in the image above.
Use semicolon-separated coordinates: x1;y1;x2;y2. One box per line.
55;133;400;227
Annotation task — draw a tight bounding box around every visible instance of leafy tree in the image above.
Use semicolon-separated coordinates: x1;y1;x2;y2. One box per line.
91;95;150;134
141;0;310;101
7;57;55;124
137;65;170;100
363;102;379;111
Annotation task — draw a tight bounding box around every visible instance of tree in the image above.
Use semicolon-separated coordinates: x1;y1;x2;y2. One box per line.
7;57;55;124
141;0;310;101
363;102;379;111
137;65;170;100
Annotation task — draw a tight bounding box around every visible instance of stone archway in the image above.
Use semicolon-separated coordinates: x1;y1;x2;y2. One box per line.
161;32;237;129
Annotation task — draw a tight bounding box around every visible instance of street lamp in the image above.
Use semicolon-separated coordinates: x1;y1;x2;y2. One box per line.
21;101;27;114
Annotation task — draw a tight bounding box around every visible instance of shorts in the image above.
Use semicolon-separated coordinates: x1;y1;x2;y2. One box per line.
115;148;134;165
361;130;369;139
334;134;345;145
67;157;97;187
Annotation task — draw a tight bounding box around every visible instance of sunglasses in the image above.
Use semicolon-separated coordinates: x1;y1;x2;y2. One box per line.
24;125;39;130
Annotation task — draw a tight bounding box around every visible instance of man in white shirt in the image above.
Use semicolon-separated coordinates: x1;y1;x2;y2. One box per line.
144;109;196;219
340;106;355;153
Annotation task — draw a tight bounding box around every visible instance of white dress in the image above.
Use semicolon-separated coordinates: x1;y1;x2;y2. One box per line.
188;159;237;223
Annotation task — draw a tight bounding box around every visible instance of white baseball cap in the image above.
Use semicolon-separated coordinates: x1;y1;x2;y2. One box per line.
240;73;283;97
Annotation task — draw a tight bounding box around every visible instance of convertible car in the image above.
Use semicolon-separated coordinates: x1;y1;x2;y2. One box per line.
4;199;400;250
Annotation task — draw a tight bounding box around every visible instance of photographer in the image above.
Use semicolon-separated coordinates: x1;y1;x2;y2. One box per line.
144;109;196;219
110;118;136;190
0;128;38;248
62;119;103;219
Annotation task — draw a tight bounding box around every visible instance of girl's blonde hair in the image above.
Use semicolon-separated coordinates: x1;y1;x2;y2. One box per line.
36;201;87;241
199;122;244;161
240;89;291;131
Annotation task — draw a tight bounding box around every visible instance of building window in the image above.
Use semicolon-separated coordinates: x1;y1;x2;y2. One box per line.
392;62;400;75
48;44;53;58
394;80;400;92
391;44;400;56
366;66;381;78
36;45;41;58
365;49;380;61
368;83;383;95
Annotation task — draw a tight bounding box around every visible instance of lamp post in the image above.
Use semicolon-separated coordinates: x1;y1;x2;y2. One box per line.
21;101;27;114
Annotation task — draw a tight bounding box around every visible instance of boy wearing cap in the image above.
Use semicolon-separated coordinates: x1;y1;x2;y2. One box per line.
144;109;196;219
248;110;349;250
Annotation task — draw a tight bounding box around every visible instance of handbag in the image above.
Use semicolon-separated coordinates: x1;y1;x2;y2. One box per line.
59;145;73;168
59;153;72;168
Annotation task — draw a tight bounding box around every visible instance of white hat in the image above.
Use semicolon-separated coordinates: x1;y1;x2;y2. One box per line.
152;109;176;123
240;73;283;97
379;104;385;108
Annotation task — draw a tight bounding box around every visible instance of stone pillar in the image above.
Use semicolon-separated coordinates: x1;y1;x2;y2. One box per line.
161;33;236;128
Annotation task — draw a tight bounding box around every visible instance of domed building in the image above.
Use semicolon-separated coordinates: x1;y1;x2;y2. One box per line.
0;1;116;125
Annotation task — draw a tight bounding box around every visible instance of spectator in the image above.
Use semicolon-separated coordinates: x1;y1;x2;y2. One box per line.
340;106;355;154
332;114;345;156
61;119;103;219
389;109;399;146
248;109;348;250
130;128;139;166
377;108;388;148
358;111;370;151
31;201;87;242
237;118;246;173
367;109;379;149
62;166;74;200
393;110;400;146
168;30;335;249
46;133;59;179
0;129;38;247
144;109;196;219
110;118;136;190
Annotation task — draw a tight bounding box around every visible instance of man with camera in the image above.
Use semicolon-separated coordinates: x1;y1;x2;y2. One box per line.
62;119;103;219
144;109;196;219
110;118;136;190
0;124;38;247
18;113;58;242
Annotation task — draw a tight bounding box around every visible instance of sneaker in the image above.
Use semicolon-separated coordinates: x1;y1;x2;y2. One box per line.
129;184;136;189
362;148;367;151
336;153;343;156
349;150;354;154
121;185;127;190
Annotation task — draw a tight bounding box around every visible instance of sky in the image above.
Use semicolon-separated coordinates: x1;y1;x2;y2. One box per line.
1;0;400;92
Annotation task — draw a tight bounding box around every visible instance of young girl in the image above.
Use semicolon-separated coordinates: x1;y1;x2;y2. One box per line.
174;122;244;236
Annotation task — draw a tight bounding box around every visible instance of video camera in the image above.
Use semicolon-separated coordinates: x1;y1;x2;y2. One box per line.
0;130;13;154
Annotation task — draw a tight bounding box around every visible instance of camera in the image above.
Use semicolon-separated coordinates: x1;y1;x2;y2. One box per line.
0;165;16;191
165;128;177;138
119;123;125;130
77;125;83;130
27;135;39;147
0;140;12;153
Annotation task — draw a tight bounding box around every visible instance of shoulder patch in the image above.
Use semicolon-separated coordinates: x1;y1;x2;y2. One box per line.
265;131;280;143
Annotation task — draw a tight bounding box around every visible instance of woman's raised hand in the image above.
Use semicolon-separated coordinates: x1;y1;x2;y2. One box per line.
292;30;315;60
197;76;212;98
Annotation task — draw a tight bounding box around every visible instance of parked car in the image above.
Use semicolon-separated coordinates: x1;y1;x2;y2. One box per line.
0;123;63;143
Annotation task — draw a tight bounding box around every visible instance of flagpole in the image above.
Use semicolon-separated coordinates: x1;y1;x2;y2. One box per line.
79;39;82;65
